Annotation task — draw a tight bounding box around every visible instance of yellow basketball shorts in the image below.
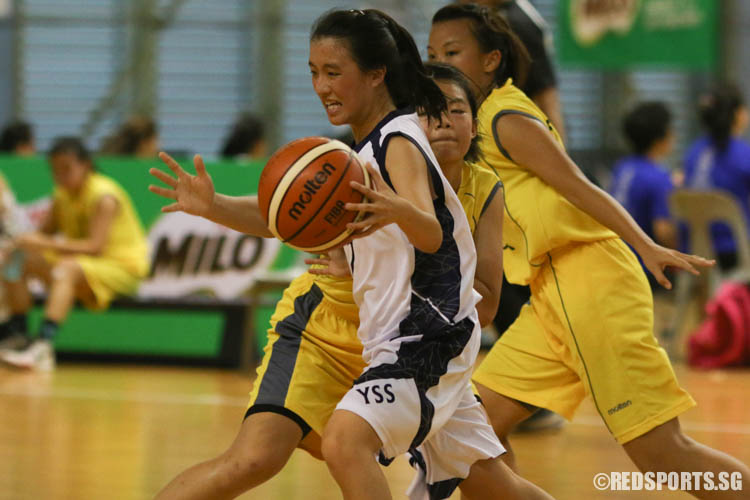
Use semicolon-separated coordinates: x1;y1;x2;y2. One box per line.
474;238;696;444
43;251;144;310
246;273;364;437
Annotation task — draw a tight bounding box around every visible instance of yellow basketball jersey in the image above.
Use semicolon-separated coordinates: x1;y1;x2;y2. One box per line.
456;161;503;235
54;172;149;276
309;272;357;320
477;79;616;285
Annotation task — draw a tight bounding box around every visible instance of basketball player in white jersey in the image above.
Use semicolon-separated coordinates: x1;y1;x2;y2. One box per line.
309;9;552;500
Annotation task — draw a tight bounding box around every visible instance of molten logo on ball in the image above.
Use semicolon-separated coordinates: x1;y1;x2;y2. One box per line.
257;136;371;252
288;162;337;221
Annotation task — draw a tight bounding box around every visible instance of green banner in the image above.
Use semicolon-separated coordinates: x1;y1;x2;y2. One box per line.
0;155;298;359
558;0;718;69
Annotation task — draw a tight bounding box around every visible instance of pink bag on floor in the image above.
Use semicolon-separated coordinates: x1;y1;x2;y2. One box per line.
688;282;750;369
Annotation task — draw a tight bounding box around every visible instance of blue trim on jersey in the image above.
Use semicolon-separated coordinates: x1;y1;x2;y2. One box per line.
377;132;446;204
353;107;415;153
481;180;503;216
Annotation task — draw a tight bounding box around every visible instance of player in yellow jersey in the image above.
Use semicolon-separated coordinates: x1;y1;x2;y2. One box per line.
147;63;518;499
0;137;148;371
420;61;504;328
428;4;750;496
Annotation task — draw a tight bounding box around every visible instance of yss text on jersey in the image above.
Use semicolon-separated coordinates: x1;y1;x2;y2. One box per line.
356;384;395;404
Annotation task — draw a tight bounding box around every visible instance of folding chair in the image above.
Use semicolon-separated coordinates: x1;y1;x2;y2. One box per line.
666;189;750;348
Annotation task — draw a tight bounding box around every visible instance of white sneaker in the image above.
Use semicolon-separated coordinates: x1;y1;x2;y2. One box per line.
0;339;55;371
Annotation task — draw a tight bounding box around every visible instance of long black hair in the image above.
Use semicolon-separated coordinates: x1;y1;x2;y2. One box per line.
100;115;157;155
424;62;482;163
49;136;96;171
622;101;672;155
311;9;446;121
699;83;745;153
0;120;33;153
220;113;265;158
432;3;530;91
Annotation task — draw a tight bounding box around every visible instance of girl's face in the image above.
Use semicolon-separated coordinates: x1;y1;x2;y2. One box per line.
50;152;89;194
421;80;476;166
309;37;381;127
428;19;497;98
136;134;160;158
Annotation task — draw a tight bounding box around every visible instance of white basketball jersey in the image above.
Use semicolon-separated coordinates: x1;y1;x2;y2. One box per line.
344;110;481;363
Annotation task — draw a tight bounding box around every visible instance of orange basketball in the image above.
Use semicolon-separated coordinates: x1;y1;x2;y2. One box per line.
257;136;371;252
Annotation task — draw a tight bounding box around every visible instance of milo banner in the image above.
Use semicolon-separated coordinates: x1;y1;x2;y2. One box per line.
559;0;718;69
0;154;298;363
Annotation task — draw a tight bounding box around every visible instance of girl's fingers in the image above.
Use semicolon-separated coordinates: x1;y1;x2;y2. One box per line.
304;258;330;266
307;267;330;276
161;202;181;213
669;255;699;275
350;181;379;198
149;168;178;188
194;154;208;178
149;185;177;200
345;202;375;212
159;151;186;178
656;270;673;290
679;252;715;267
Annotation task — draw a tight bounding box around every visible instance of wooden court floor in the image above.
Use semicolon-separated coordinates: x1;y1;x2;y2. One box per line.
1;361;748;500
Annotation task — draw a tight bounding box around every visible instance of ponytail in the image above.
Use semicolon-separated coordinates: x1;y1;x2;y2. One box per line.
311;9;446;120
699;83;744;153
380;15;447;121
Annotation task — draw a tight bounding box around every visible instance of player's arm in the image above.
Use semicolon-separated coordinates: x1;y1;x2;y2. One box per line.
149;152;272;237
38;198;59;235
207;194;271;237
17;195;118;255
473;184;504;327
496;114;713;289
347;137;442;253
532;87;566;145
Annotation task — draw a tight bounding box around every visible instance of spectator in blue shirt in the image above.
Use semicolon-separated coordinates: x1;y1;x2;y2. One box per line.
684;84;750;271
610;101;677;285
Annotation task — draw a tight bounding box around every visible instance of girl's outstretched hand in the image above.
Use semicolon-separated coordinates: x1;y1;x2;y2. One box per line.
639;241;715;290
149;152;215;217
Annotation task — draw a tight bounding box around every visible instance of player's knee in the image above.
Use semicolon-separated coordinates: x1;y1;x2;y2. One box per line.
626;420;693;472
217;445;289;489
321;426;359;470
51;259;81;284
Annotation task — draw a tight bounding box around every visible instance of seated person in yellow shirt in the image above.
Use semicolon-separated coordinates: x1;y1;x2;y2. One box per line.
0;137;149;370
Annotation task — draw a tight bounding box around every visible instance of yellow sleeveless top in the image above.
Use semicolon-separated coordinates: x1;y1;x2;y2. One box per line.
457;161;503;234
54;172;149;277
477;80;616;285
309;161;500;323
311;272;357;320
